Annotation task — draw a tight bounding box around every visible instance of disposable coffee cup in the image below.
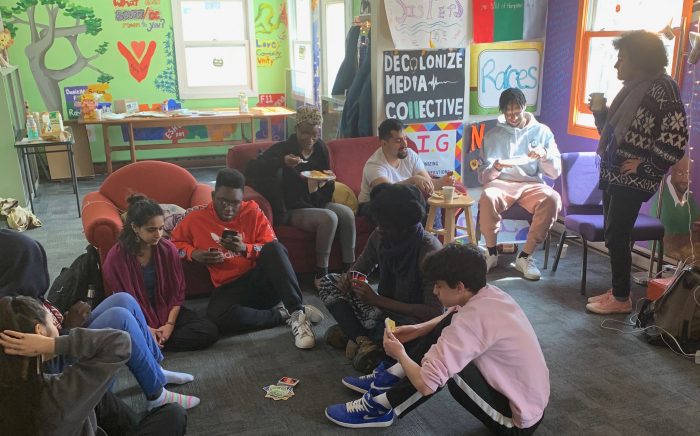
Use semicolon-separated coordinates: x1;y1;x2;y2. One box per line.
589;93;605;112
442;186;455;202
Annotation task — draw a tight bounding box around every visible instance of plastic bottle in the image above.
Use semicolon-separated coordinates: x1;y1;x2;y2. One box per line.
86;284;96;309
26;114;39;140
239;91;249;113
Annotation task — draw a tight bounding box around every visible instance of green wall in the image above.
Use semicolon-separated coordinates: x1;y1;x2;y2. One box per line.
0;68;26;204
1;0;290;163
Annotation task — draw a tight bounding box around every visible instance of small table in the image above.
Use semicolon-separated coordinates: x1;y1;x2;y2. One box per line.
14;127;81;217
425;193;476;245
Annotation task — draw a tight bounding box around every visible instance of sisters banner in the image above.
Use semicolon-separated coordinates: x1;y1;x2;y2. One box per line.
384;0;467;49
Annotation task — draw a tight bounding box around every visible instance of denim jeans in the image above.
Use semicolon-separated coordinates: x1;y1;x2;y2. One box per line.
87;293;165;398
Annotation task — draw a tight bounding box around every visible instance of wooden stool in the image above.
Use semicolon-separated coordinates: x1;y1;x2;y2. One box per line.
425;193;477;245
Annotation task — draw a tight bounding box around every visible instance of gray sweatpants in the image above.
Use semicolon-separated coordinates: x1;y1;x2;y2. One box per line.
288;202;356;268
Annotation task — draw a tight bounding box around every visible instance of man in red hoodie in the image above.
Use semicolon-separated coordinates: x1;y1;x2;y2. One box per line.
171;168;322;349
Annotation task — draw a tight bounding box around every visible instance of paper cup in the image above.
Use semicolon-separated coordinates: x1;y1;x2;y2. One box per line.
589;93;605;112
442;186;455;202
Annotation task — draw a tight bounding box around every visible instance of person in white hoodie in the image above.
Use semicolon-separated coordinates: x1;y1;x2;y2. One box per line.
477;88;561;280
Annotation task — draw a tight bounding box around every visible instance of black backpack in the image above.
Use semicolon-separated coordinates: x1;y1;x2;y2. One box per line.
45;245;104;313
637;265;700;354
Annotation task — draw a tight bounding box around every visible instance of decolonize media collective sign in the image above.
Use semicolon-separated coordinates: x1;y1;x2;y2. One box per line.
383;48;466;124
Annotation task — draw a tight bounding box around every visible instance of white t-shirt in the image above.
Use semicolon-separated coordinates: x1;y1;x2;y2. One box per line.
358;148;426;203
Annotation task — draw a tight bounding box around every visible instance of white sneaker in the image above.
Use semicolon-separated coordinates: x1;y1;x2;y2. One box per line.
478;246;498;272
303;304;325;324
289;310;316;349
515;255;541;281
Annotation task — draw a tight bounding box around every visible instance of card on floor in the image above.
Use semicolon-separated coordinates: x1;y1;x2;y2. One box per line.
278;376;300;387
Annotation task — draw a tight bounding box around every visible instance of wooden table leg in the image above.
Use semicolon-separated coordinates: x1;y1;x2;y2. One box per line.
444;208;457;244
128;123;136;163
464;207;477;245
425;205;438;235
102;124;112;174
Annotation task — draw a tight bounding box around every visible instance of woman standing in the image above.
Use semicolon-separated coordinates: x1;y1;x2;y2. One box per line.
104;195;219;351
587;30;688;314
253;106;356;287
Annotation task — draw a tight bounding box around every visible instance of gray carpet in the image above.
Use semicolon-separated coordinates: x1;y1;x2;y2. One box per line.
5;168;699;436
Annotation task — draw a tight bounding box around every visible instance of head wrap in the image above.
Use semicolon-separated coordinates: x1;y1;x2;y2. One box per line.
296;105;323;126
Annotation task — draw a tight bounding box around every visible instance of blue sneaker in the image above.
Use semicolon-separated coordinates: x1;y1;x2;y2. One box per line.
325;392;395;428
342;361;400;394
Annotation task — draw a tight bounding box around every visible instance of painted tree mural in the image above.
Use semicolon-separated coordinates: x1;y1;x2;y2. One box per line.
0;0;113;111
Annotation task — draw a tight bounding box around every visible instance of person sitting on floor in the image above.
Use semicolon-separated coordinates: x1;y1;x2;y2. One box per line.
0;229;201;418
0;296;188;436
246;105;356;288
318;183;443;373
356;118;454;216
171;168;323;349
478;87;561;281
325;243;550;434
103;194;219;352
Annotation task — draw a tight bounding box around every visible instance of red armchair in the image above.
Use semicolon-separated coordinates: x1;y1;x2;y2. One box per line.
227;137;381;273
82;161;214;296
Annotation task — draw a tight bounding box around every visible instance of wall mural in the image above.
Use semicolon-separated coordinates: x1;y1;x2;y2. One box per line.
154;27;179;99
0;1;113;111
255;2;287;68
117;40;157;82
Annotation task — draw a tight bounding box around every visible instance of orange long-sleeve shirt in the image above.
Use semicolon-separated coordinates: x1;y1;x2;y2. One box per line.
171;201;276;287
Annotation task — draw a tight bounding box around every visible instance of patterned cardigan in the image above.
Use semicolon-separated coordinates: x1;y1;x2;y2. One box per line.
596;74;688;201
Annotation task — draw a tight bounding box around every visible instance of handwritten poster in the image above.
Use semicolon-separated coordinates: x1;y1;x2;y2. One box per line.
383;49;466;124
63;86;87;120
469;41;543;115
384;0;467;49
404;122;462;179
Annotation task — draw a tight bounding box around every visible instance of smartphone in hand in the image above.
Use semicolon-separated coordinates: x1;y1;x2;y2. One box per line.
222;229;238;240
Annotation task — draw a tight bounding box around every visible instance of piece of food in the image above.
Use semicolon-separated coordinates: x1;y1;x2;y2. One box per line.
385;317;396;333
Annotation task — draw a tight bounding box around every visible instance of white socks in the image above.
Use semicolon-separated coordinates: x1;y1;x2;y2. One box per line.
373;393;392;409
386;363;405;379
161;368;194;385
147;388;200;410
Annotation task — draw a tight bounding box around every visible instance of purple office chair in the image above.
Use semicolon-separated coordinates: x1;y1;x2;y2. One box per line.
551;152;664;294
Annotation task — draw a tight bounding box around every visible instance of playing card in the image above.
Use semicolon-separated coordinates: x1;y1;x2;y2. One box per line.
263;384;294;400
278;376;299;387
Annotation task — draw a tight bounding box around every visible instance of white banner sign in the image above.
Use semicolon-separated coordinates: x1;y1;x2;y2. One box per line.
384;0;467;50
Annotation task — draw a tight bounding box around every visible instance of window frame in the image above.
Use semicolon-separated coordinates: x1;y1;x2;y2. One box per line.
288;0;315;103
171;0;258;100
320;0;350;97
568;0;692;139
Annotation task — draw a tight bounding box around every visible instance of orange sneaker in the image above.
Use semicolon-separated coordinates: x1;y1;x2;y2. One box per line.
585;293;632;314
587;289;612;304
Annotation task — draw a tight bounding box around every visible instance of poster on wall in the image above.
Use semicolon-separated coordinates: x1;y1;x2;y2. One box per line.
469;41;543;115
404;122;462;181
384;0;467;49
472;0;549;43
63;86;87;120
383;49;466;124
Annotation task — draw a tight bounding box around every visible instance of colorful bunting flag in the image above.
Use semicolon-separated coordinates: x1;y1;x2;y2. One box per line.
473;0;548;43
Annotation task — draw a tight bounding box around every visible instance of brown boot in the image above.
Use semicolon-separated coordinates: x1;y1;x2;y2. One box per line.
325;324;349;349
352;336;385;374
345;340;358;360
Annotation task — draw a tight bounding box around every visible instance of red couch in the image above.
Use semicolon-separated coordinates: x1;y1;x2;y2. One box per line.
226;136;381;273
82;161;215;296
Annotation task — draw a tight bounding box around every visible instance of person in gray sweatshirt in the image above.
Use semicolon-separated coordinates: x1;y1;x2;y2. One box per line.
477;88;562;281
0;296;187;436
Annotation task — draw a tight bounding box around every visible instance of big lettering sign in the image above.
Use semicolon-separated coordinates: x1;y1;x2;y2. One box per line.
383;49;466;124
469;41;543;115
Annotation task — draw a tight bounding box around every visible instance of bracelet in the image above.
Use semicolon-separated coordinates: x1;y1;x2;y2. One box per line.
166;321;176;326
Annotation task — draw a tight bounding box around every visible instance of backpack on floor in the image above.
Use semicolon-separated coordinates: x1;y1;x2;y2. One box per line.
637;265;700;354
45;245;104;313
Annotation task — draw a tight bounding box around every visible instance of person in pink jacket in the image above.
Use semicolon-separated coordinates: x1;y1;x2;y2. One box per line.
325;243;550;434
